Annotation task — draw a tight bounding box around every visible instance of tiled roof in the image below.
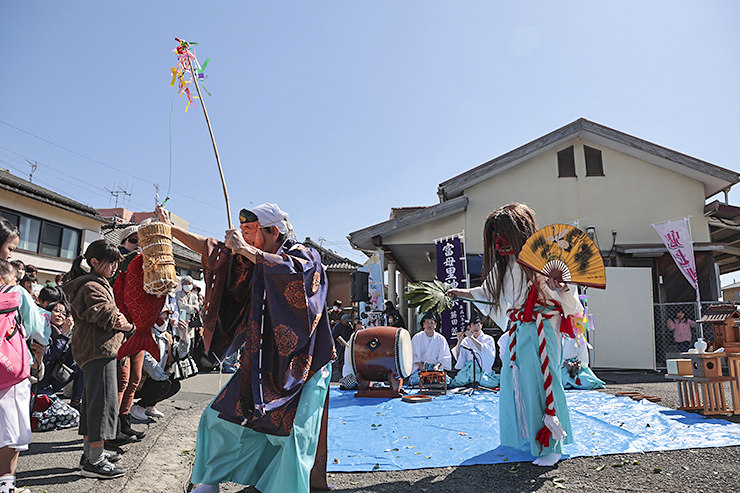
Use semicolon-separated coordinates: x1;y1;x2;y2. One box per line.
697;303;739;323
0;168;106;222
698;313;735;323
325;261;359;271
390;207;427;220
303;237;362;269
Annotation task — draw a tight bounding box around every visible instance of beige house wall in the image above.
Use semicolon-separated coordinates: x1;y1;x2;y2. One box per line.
1;190;105;281
462;139;710;254
722;287;740;302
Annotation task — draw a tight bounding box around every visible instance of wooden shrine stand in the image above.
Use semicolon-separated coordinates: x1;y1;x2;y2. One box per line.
665;352;738;415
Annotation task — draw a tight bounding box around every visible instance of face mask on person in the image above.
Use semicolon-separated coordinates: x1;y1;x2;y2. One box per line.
154;319;168;332
183;284;192;293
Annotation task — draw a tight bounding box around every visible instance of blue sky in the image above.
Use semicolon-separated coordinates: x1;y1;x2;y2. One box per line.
1;2;739;279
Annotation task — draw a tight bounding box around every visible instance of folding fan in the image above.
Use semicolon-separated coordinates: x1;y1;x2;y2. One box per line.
517;224;606;289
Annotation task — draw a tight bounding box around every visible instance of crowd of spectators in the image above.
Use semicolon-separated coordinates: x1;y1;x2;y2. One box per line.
0;218;211;488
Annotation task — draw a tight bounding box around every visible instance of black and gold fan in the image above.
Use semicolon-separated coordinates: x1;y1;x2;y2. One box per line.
517;224;606;289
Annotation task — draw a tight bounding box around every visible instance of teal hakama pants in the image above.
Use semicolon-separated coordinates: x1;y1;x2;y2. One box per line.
450;360;500;388
499;307;573;457
191;364;331;493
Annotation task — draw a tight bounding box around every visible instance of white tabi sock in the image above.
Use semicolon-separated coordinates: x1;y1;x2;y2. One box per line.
533;452;561;467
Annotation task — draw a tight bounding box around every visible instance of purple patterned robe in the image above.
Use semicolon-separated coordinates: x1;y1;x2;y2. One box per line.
201;238;335;436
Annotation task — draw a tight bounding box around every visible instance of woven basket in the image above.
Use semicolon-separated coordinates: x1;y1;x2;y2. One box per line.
139;221;178;297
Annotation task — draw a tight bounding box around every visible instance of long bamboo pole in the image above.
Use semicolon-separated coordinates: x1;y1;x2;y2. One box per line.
187;57;233;229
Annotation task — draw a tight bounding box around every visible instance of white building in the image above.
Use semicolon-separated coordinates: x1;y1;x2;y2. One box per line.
349;119;740;369
1;168;107;283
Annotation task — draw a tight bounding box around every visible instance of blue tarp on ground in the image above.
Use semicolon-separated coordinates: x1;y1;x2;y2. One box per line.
326;388;740;471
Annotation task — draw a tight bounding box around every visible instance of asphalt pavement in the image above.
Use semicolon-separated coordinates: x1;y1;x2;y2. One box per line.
15;370;740;492
16;371;226;493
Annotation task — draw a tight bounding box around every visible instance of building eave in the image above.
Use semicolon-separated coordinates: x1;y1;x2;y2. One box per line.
438;119;739;201
0;170;109;224
348;195;468;251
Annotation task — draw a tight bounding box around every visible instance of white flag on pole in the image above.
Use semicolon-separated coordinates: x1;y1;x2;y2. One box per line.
652;218;700;306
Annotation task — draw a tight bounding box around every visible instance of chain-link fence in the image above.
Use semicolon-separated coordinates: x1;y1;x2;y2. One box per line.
654;301;727;369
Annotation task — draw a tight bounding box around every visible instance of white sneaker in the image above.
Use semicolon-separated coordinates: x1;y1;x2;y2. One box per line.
145;406;164;418
129;404;148;421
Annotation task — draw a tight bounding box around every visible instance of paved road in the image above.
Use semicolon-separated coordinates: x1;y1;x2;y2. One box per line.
17;371;227;493
16;370;740;492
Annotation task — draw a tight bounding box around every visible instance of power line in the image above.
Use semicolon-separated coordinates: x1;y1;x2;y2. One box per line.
319;239;363;257
0;147;158;212
0;122;224;211
0;155;221;237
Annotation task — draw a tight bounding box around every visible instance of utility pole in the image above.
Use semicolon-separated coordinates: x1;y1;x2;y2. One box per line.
25;160;38;182
105;184;132;220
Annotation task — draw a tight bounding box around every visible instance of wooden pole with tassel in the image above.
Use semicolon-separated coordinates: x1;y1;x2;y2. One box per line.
187;55;233;229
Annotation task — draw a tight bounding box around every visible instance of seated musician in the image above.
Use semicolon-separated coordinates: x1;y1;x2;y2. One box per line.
409;311;451;386
451;312;500;388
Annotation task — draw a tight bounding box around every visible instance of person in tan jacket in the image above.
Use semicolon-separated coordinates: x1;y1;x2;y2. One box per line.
63;239;132;479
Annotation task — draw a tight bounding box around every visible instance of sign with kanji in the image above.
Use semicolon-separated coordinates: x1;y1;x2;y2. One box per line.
435;235;468;345
653;218;700;306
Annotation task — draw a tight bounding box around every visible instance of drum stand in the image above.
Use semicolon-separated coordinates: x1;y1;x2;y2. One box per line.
355;371;406;399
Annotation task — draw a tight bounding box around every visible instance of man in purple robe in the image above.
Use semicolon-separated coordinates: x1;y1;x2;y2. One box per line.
155;203;334;493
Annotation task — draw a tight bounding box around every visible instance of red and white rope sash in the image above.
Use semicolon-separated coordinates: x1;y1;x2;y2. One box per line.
506;285;568;451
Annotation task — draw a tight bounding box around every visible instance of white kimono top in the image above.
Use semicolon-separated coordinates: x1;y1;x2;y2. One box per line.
468;259;583;321
454;332;496;373
411;330;452;371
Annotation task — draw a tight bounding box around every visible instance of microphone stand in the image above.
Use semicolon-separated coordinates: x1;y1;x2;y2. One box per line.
461;344;480;396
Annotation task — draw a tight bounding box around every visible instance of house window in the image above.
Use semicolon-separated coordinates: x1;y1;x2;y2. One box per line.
0;207;80;260
557;146;576;177
19;216;42;253
584;145;604;176
0;210;19;226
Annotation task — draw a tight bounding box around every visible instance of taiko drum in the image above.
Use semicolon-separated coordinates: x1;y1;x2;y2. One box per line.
349;326;413;382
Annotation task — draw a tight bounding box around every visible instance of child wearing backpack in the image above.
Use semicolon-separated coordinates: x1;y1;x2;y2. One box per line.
1;218;48;493
62;239;133;479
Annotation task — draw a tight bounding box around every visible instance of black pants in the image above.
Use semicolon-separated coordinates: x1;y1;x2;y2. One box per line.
134;377;181;408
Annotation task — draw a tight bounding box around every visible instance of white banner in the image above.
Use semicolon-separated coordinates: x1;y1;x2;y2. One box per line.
359;252;385;327
652;218;700;305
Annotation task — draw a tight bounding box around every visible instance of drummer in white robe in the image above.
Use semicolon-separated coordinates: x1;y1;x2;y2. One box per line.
409;312;452;386
451;312;500;388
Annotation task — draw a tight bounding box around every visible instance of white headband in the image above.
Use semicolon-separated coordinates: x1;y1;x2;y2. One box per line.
251;203;295;239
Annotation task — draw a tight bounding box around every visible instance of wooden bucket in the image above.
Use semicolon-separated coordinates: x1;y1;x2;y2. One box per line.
138;221;178;297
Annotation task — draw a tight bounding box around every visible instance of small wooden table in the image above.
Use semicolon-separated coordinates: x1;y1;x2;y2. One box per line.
665;374;734;415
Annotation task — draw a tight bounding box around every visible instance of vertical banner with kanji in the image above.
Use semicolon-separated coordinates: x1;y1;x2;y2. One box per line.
435;234;468;346
359;252;385;327
652;218;700;306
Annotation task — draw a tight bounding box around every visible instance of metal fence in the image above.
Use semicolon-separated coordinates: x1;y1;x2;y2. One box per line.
654;301;727;369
